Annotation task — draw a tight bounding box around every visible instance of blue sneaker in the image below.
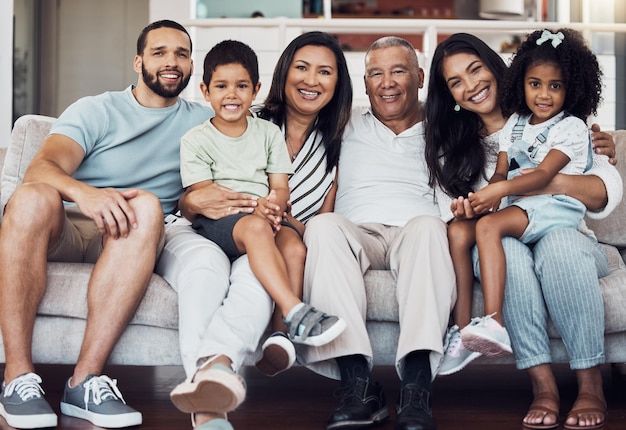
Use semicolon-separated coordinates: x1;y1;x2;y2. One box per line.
60;374;142;428
0;373;57;429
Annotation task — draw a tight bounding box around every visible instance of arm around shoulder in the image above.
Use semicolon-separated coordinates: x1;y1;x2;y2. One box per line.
584;153;623;219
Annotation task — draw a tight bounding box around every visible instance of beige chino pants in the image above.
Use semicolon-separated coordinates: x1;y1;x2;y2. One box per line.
301;213;456;381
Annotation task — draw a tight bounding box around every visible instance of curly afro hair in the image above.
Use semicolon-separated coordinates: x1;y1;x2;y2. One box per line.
500;28;603;122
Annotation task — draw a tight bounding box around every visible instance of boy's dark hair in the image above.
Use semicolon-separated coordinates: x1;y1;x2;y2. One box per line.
500;28;603;121
203;40;259;87
136;20;192;55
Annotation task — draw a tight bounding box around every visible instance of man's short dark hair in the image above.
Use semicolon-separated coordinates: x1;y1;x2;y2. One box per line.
136;20;192;55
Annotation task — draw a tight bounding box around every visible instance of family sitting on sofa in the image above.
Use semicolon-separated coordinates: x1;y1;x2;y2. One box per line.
0;19;620;430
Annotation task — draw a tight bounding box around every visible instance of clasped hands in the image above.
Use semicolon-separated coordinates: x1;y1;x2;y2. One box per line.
186;183;284;232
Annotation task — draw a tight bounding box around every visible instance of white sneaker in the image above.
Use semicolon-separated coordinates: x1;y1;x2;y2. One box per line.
460;314;512;357
255;332;296;377
438;325;481;376
170;360;246;414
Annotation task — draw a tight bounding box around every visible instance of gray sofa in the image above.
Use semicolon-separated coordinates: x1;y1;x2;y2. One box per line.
1;114;625;368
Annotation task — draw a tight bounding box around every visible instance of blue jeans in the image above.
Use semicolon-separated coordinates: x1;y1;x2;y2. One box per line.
472;228;608;370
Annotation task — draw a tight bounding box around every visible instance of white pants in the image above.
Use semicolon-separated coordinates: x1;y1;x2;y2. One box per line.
155;218;273;377
301;213;456;380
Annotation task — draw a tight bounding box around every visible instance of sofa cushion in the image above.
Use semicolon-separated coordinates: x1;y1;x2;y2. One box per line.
39;262;179;330
598;245;626;334
364;270;398;322
0;147;6;206
365;243;626;335
0;147;6;180
0;115;55;219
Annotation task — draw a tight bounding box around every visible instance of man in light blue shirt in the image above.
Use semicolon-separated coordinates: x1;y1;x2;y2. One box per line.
0;20;212;429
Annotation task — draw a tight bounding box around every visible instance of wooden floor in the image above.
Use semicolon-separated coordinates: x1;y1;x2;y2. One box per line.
0;363;624;429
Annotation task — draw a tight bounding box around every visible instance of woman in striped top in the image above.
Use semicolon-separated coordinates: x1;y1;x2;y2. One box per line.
254;31;353;376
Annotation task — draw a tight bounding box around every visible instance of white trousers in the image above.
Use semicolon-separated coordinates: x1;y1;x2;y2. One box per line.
155;218;273;377
301;213;456;380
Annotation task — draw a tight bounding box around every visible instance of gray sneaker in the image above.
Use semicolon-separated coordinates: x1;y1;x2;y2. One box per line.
284;303;346;347
0;373;57;429
60;374;142;428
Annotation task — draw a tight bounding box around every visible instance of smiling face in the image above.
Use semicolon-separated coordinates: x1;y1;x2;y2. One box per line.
284;45;338;119
442;52;499;118
201;63;260;136
364;45;424;132
134;27;193;99
524;62;566;124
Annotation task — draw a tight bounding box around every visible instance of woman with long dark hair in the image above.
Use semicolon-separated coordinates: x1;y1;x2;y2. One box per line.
253;31;353;377
425;32;618;429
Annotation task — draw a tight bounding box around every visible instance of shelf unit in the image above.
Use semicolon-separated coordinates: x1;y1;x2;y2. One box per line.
179;16;626;129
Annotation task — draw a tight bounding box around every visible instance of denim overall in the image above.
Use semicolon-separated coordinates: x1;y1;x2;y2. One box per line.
506;114;593;244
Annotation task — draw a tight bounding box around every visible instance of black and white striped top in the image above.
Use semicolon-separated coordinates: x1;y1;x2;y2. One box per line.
252;106;337;224
287;128;336;224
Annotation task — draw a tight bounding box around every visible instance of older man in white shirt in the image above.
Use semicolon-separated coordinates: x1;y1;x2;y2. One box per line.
301;36;455;430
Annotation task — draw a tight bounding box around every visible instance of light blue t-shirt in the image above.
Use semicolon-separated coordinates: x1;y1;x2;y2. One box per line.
50;86;214;214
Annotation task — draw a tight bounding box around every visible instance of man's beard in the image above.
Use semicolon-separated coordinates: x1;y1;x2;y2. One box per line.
141;65;191;98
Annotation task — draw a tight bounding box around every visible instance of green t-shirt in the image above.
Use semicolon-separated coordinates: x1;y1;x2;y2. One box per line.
180;116;293;198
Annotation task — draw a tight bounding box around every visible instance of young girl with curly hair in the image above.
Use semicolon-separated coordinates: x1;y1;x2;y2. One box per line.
450;28;603;360
425;30;616;429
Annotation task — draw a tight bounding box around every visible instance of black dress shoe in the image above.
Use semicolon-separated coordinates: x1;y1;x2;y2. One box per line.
395;383;436;430
327;377;390;429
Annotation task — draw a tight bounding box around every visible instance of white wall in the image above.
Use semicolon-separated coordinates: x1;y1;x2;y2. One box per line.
149;0;191;22
1;0;149;149
53;0;149;114
1;1;13;147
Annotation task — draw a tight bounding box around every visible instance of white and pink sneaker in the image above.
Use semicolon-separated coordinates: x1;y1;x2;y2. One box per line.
460;314;512;357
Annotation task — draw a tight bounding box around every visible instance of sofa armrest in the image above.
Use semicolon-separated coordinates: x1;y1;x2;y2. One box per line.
0;147;6;184
0;115;56;219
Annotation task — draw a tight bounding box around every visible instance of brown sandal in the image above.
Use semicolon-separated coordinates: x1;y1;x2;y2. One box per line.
563;393;607;430
522;392;560;430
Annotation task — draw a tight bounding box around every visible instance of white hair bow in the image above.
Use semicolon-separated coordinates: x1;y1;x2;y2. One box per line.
536;30;565;48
